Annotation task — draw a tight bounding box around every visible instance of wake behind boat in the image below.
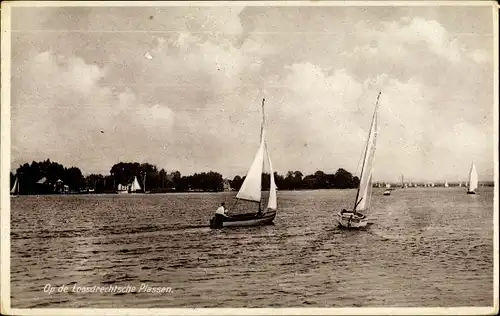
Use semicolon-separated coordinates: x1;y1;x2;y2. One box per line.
337;92;381;229
210;98;277;229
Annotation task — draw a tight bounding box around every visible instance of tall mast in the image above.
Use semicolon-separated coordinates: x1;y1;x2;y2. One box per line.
260;98;266;143
259;98;266;212
353;91;381;211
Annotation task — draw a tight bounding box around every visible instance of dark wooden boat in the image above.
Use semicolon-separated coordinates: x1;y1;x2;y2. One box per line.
210;210;276;229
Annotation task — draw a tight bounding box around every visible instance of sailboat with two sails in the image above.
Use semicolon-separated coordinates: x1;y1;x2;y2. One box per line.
209;98;277;229
337;92;381;229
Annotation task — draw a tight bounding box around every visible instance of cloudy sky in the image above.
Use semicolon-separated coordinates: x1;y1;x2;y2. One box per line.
9;3;496;182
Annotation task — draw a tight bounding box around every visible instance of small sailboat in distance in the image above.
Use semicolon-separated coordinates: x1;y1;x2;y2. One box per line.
209;98;277;229
444;180;449;188
337;91;381;229
467;162;478;195
11;176;19;197
130;176;142;193
383;183;391;196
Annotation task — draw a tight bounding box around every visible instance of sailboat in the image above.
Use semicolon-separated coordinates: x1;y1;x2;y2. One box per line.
209;98;277;229
337;92;381;228
383;183;391;196
467;162;478;194
444;180;449;188
11;176;19;197
130;176;142;193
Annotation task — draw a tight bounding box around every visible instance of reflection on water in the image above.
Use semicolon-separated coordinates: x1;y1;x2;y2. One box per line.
11;188;494;308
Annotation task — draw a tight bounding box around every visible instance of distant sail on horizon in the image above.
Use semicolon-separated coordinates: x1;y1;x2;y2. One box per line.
467;162;478;194
11;177;19;195
130;176;142;192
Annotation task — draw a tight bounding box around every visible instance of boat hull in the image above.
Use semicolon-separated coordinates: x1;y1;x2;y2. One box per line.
383;190;391;196
467;191;476;195
210;210;276;229
336;212;368;228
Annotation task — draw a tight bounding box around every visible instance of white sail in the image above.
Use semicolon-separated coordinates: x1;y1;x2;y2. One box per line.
468;162;478;192
266;144;277;210
11;177;18;194
444;180;449;187
236;135;265;202
130;176;142;192
354;100;379;213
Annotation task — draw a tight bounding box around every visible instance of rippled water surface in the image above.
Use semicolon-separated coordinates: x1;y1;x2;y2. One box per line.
11;188;494;308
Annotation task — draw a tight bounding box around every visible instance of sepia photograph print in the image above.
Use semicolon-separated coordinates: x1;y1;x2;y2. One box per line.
1;1;498;315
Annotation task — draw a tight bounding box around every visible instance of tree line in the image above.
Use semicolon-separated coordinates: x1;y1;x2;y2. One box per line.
10;159;359;195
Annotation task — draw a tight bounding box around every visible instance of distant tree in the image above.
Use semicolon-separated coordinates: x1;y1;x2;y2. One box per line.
65;167;85;191
231;175;243;191
159;169;167;189
86;174;104;192
273;172;284;190
12;158;361;194
334;168;356;188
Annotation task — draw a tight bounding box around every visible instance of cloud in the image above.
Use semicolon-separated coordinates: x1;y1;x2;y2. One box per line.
11;51;176;174
470;49;489;63
352;16;493;70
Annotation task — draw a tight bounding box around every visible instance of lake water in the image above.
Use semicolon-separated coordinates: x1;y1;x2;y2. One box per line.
10;188;494;308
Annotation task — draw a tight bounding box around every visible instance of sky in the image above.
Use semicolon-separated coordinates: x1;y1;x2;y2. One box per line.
9;3;496;182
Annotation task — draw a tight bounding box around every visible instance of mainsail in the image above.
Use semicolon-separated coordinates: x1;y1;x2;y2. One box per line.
354;92;380;213
468;162;478;192
130;176;142;192
236;139;265;202
236;98;277;210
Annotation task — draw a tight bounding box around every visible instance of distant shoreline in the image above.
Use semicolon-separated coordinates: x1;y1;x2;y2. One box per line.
10;184;494;196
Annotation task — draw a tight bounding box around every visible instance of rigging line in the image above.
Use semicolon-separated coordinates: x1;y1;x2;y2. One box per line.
353;91;381;210
353;89;381;177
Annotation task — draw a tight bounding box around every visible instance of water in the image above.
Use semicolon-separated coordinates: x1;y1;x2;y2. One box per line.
11;188;494;308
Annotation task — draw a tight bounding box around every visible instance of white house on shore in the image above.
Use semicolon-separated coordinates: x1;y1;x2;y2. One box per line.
223;179;232;192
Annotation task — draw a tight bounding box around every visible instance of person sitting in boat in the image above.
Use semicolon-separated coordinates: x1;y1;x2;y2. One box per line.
216;203;228;217
214;203;228;227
